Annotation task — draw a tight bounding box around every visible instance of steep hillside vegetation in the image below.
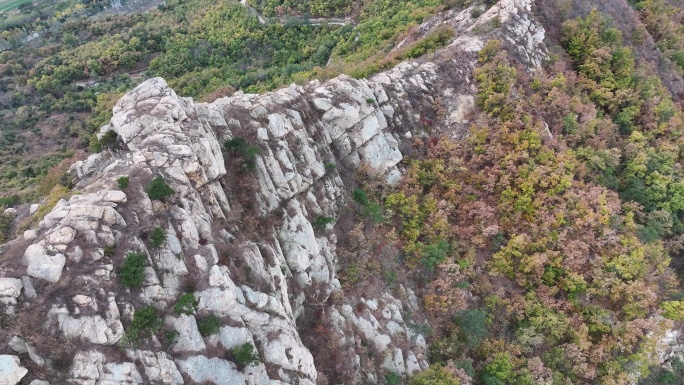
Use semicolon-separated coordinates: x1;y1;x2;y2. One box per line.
2;0;684;384
0;0;451;203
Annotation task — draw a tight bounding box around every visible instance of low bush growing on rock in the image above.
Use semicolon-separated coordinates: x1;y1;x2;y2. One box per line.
164;329;180;350
116;176;129;189
197;315;220;336
173;293;198;315
147;176;175;200
313;215;335;230
150;227;166;248
118;251;147;288
90;129;119;153
231;343;260;368
124;306;163;345
225;137;261;171
324;162;336;173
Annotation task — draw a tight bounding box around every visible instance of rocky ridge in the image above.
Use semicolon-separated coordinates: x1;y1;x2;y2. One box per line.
0;1;549;384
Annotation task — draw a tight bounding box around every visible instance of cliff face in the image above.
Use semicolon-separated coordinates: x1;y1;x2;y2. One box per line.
0;1;549;384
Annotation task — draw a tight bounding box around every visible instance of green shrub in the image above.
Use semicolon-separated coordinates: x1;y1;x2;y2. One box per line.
386;270;398;286
198;315;220;336
470;7;483;18
116;176;129;189
409;364;461;385
482;353;515;384
90;129;120;153
385;372;401;385
660;300;684;320
0;195;20;209
366;98;375;105
453;308;488;348
0;212;14;245
225;137;246;152
640;357;684;385
126;306;163;342
324;162;337;173
313;215;335;230
225;137;261;171
150;227;166;248
164;330;180;349
118;251;147;288
352;188;384;222
147;176;175;201
421;239;451;274
353;188;369;205
363;202;384;223
173;293;199;315
232;343;260;368
455;358;475;378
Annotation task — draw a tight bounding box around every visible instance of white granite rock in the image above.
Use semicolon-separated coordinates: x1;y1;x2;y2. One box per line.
0;355;27;385
126;350;184;384
176;356;246;385
23;229;37;241
23;244;66;283
166;314;206;352
0;278;22;298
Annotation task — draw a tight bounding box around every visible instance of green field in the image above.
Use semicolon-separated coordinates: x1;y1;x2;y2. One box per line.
0;0;33;13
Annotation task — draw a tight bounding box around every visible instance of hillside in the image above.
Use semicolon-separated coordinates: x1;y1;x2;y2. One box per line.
2;0;684;384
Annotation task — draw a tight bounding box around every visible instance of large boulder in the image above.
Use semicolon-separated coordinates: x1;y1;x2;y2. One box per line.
23;244;66;283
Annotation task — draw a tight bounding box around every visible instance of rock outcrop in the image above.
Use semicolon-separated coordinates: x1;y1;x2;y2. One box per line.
0;1;548;383
0;355;27;385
